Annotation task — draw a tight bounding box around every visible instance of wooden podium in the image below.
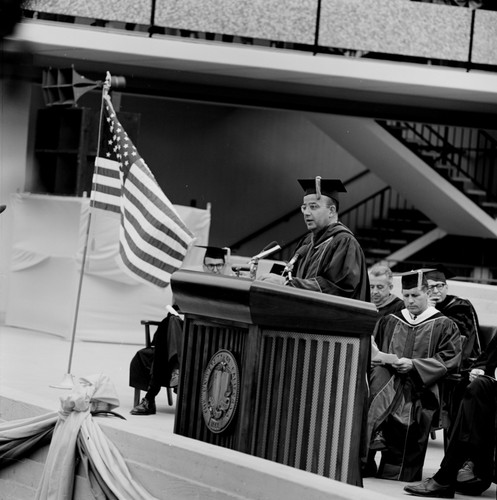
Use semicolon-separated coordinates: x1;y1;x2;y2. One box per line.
171;270;377;486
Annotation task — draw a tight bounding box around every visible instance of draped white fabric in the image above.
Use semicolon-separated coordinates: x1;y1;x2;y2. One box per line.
5;194;211;343
32;374;158;500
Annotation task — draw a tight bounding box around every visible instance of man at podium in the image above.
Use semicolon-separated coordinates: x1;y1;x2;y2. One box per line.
260;176;370;301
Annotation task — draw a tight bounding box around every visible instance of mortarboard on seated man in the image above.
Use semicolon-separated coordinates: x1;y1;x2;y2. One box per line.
258;175;370;301
424;264;481;370
364;268;462;482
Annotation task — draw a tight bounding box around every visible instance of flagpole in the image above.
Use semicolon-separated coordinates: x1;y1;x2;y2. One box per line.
50;73;116;389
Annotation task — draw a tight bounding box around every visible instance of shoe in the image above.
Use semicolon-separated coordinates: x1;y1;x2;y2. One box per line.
369;430;387;451
361;458;378;478
130;397;156;415
404;478;455;498
456;460;475;483
169;368;179;388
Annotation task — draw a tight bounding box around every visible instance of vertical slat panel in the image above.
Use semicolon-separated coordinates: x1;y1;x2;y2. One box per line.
175;320;248;450
252;331;361;483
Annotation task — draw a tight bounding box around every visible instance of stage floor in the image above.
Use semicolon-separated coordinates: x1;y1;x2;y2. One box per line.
0;323;495;500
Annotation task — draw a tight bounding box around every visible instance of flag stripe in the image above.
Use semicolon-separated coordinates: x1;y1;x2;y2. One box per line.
119;239;170;288
90;158;122;213
123;171;191;250
89;95;194;287
124;163;193;237
121;208;186;266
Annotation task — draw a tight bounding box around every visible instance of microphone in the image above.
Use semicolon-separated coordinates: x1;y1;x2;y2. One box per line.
250;241;281;262
231;265;251;273
284;245;309;280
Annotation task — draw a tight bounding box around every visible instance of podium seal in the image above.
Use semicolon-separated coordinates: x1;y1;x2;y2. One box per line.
201;349;240;433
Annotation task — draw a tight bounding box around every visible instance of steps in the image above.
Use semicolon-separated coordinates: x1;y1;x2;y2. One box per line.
356;208;436;266
378;120;497;219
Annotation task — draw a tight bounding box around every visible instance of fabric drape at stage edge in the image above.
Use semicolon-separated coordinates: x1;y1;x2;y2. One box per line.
90;94;195;288
0;412;57;468
0;374;161;500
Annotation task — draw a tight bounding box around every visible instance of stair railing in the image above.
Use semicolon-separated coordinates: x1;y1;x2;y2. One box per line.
381;120;497;210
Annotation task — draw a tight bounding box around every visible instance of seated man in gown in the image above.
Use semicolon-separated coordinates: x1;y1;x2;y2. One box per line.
404;331;497;498
129;245;230;415
425;265;481;371
368;263;404;317
365;270;462;481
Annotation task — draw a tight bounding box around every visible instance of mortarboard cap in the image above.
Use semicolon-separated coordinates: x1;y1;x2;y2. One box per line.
398;269;430;290
196;245;229;260
298;177;346;208
424;264;455;283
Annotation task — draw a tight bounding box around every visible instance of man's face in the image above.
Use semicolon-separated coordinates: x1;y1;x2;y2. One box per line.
203;257;226;274
402;287;429;316
427;279;448;304
369;274;393;307
300;194;334;231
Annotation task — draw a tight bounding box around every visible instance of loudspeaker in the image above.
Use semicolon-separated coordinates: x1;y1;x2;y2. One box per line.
42;65;102;106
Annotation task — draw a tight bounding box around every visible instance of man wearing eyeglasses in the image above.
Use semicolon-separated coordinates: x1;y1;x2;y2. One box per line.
425;266;481;370
200;245;229;274
260;176;370;301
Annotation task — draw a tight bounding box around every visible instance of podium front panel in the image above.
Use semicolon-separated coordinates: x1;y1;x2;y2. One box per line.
251;330;365;485
174;318;250;450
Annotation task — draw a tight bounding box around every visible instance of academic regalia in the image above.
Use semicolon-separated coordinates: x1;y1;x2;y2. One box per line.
377;294;404;317
287;222;371;301
129;313;184;395
436;294;481;369
368;307;462;481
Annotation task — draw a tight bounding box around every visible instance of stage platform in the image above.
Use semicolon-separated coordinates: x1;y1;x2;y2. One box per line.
0;323;495;500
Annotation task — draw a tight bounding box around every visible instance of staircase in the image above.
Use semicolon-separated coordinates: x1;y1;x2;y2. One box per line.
377;120;497;218
352;207;436;267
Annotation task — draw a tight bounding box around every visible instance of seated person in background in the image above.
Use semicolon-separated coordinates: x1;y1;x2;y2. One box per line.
197;245;230;275
425;265;481;370
365;270;461;482
404;332;497;498
260;176;370;301
129;308;183;416
368;263;404;316
129;245;230;416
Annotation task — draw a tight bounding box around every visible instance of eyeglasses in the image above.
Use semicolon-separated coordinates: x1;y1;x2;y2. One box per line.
427;283;446;292
205;263;225;271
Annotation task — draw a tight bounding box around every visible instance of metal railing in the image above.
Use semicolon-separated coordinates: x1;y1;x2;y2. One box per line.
19;1;497;72
382;121;497;204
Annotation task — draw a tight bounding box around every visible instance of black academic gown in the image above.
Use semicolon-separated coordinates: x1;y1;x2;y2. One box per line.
287;222;370;301
436;294;481;370
377;295;404;317
129;313;184;395
368;307;462;482
436;333;497;491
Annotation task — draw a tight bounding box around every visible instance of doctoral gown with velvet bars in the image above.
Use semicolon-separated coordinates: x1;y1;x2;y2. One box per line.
287;222;370;301
368;308;461;482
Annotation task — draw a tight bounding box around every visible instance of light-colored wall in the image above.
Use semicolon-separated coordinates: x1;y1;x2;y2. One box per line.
0;80;33;322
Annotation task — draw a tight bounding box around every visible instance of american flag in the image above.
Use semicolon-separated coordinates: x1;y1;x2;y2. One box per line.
90;95;194;288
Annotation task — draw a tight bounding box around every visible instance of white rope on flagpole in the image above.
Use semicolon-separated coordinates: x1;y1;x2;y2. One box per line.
50;72;117;389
